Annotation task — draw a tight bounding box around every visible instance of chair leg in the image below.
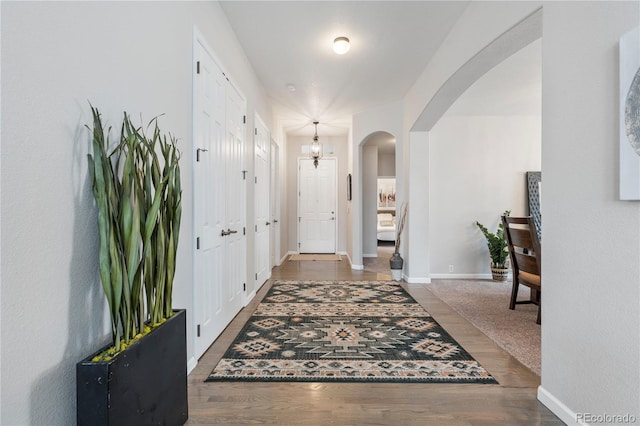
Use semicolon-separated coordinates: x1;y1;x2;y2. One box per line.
509;279;519;310
536;303;541;325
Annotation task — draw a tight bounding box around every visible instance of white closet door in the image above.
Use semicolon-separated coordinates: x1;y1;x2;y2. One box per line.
193;33;247;360
193;38;227;359
254;114;271;288
225;84;246;314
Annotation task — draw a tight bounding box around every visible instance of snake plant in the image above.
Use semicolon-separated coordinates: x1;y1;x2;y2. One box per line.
87;105;181;353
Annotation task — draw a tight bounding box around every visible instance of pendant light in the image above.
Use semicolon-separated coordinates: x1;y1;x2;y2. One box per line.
310;121;322;168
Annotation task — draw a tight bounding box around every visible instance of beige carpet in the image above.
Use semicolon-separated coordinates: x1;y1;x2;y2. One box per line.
289;254;342;261
363;244;539;375
426;279;540;375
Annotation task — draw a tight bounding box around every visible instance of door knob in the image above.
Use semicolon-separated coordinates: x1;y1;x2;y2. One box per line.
228;229;238;234
221;229;229;237
274;219;279;223
266;221;271;226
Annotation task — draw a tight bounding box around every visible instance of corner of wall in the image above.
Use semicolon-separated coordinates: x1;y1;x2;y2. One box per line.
537;386;581;425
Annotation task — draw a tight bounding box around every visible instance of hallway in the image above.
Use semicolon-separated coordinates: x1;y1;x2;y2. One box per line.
185;260;561;425
363;241;395;277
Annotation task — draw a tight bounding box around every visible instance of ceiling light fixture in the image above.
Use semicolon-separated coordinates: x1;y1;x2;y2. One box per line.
310;121;323;168
333;36;350;55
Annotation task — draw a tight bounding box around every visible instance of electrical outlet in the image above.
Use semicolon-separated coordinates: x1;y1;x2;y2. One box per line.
448;265;454;273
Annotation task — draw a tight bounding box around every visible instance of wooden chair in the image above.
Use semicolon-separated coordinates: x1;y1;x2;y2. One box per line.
501;216;541;324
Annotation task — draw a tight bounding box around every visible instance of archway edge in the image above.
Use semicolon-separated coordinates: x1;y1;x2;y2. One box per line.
401;6;542;283
350;101;404;269
411;7;542;132
360;130;397;146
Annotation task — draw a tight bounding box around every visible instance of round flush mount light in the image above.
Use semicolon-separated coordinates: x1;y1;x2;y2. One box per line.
333;37;350;55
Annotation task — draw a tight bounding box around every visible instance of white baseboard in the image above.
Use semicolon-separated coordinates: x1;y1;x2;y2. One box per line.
337;251;347;256
245;290;257;306
281;251;297;264
363;253;377;258
187;356;197;375
538;385;580;425
430;273;495;280
343;252;363;270
404;274;431;284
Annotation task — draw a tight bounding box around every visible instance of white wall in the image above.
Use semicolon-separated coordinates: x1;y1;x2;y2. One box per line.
274;121;289;263
399;0;639;422
346;126;354;265
351;101;403;267
1;2;270;424
362;145;378;257
378;153;396;177
286;135;349;254
404;1;542;131
429;115;541;276
538;2;640;423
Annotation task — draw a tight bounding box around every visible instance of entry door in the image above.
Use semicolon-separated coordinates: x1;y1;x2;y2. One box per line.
298;158;337;253
254;114;271;288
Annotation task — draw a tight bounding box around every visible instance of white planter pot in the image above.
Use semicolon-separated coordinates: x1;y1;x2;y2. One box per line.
491;267;509;282
391;268;402;281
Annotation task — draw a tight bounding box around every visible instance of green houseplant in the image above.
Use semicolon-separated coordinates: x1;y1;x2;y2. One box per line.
475;210;510;281
77;105;187;426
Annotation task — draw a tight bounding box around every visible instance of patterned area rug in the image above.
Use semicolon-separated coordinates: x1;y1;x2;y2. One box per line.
206;280;497;383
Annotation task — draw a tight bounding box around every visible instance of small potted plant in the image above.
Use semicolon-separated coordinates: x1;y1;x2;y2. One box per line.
475;210;510;281
390;202;408;281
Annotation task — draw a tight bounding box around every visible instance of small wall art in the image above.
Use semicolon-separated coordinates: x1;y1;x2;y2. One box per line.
620;26;640;200
377;177;396;210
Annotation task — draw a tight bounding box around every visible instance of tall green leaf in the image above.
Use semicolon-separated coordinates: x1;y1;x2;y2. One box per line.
87;104;182;351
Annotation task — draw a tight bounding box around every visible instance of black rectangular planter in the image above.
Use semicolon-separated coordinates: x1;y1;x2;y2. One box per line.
77;309;188;426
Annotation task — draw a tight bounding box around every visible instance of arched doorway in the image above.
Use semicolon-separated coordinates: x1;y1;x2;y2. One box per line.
360;132;396;275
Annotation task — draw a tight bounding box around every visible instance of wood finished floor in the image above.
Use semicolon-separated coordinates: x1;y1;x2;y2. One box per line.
186;260;562;425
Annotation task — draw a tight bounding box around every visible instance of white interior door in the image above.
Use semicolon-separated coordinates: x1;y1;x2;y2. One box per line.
298;158;337;253
270;140;280;268
225;84;246;313
193;33;246;360
254;114;271;288
193;38;227;358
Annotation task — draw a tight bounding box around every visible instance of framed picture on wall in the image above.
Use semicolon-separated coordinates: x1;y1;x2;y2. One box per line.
377;177;396;210
347;174;352;201
620;25;640;199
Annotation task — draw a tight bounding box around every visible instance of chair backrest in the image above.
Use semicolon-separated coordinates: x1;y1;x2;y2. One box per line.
501;216;541;278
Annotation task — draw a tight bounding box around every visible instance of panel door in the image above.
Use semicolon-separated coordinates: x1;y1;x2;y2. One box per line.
193;39;227;359
298;158;337;253
225;84;246;313
254;114;271;288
